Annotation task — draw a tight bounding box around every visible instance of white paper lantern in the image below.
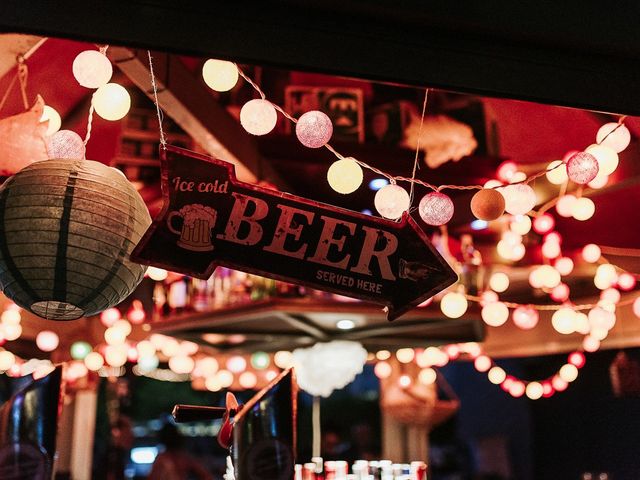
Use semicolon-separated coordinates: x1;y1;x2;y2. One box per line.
501;184;537;215
375;184;410;219
40;105;61;136
327;158;363;194
0;158;151;320
418;191;454;226
240;99;277;136
73;50;113;89
295;111;333;148
596;122;631;153
92;83;131;121
202;59;239;92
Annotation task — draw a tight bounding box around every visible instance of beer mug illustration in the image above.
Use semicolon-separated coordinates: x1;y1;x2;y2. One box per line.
398;258;438;282
167;204;217;252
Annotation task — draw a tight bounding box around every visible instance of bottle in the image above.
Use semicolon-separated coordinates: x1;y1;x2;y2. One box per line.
312;456;325;480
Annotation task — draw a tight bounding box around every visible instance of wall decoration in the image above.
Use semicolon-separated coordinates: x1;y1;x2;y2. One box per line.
131;145;458;320
0;158;151;320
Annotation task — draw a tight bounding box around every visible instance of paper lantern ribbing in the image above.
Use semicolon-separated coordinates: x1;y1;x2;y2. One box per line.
295;111;333;148
0;159;151;320
470;188;505;221
418;192;454;226
566;152;598;184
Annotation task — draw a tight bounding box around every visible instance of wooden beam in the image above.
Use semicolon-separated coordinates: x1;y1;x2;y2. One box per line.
0;34;43;78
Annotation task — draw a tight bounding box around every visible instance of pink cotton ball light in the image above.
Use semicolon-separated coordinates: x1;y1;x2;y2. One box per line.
566;152;599;184
295;110;333;148
46;130;86;159
419;191;454;226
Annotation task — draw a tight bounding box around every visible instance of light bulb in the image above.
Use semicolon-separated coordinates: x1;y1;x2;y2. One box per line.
46;130;86;159
588;174;609;189
36;330;59;352
327;158;363;194
546;160;568;185
585;144;619;176
100;307;121;327
274;350;293;368
474;355;492;372
554;257;574;276
582;244;601;263
295;110;333;148
556;194;577;218
488;366;506;384
136;341;156;358
551;308;576;334
481;301;509;327
202;59;238;92
73;50;113;88
396;348;415;364
550;283;570;302
566;152;599;184
542;241;561;259
617;272;636;291
226;355;247;373
571;197;595;221
497;161;518;182
418;368;437;385
568;352;586;368
510;215;531;235
418;192;454;226
489;272;509;293
84;352;105;371
558;364;579;383
169;355;195;374
93;83;131;121
240;99;277;136
512;305;539;330
216;370;234;388
205;376;222;392
539;265;561;289
374;184;410;219
40;105;61;136
250;352;270;370
105;345;128;367
440;292;468;318
582;335;600;352
595;264;617;289
374;361;392;379
588;307;616;331
596;122;631;153
501;184;537;215
526;382;544;400
239;371;257;389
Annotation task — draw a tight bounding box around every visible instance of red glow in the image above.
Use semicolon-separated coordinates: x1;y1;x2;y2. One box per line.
533;213;555;234
127;300;146;324
562;150;580;162
552;375;568;392
541;381;555;398
568;351;586;368
444;344;460;360
497;161;518;182
509;380;525;397
617;273;637;291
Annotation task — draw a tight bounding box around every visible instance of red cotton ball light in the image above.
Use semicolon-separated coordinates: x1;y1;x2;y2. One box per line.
566;152;599;185
470;188;505;221
419;191;454;226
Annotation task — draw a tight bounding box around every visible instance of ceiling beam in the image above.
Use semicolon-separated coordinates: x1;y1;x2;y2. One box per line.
0;34;44;78
2;2;640;114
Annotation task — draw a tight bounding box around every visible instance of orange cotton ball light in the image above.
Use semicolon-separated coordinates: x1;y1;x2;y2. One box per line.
470;188;505;221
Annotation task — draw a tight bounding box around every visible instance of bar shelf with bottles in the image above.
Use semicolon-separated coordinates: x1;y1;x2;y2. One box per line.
297;458;427;480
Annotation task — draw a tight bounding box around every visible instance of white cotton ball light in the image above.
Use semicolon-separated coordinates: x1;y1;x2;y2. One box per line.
240;99;277;136
169;355;195;374
488;366;506;385
489;272;509;293
419;367;437;385
327;158;363;194
554;257;574;276
40;105;61;136
105;345;128;367
481;301;509;327
474;355;492;372
202;59;238;92
512;305;539;330
556;194;577;218
596;122;631;153
559;364;579;383
510;215;531;235
526;382;544;400
216;370;234;388
582;244;601;263
147;267;168;281
501;183;537;215
73;50;113;89
295;110;333;148
84;351;104;371
571;197;595;221
546;160;568;185
551;308;576;334
239;371;258;389
375;184;410;219
595;264;618;290
418;191;454;226
46;130;86;159
585;144;619;176
440;292;468;318
36;330;59;352
93;83;131;121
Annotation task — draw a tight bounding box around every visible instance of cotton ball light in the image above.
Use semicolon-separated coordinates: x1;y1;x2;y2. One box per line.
104;326;127;345
168;355;195;374
588;307;616;331
509;381;526;398
481;301;509;327
574;312;590;335
274;350;293;369
512;305;539;330
600;287;621;305
528;266;545;289
509;243;526;261
240;99;277;136
70;341;92;360
470;188;505;221
73;50;113;89
46;130;86;159
100;308;121;327
374;361;392;379
202;59;238;92
554;257;574;276
546;160;568;185
105;345;128;367
419;191;454;226
92;83;131;121
440;291;468;318
474;355;492;372
36;330;59;352
533;214;555;234
582;244;601;263
327;158;363;194
374;184;410;219
585;144;619;176
633;297;640;318
295;110;333;148
40;105;61;136
489;272;509;293
496;161;518;182
555;194;576;218
226;355;247;373
568;351;586;369
418;367;437;385
526;382;544;400
239;371;257;389
195;357;219;377
595;264;617;290
396;348;415;364
1;308;21;325
551;308;576;334
501;183;537;215
566;152;599;184
138;354;159;372
542;240;561;259
582;335;601;353
571;197;595;221
510;215;531;235
539;265;561;289
3;323;21;341
596;122;631;153
205;376;222;392
559;364;579;383
588;174;609;189
488;366;506;384
0;351;15;371
550;283;570;302
502;231;522;247
84;351;104;371
481;290;499;306
617;272;636;291
136;340;156;358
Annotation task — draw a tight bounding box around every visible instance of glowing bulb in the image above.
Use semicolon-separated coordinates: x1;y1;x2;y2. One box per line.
169;355;195;374
138;354;159;372
240;99;277;136
226;355;247;373
554;257;574;276
105;345;128;367
369;178;389;191
526;382;544;400
595;264;617;289
375;184;410;219
566;152;599;184
574;312;590;335
73;50;112;88
274;350;293;368
497;161;518;182
113;319;132;335
600;288;621;305
418;192;454;226
571;197;595;221
556;194;576;218
551;308;576;334
474;355;492;372
84;352;104;371
501;183;537;215
489;272;509;293
582;335;600;352
481;302;509;327
147;267;168;281
374;361;392;379
617;273;636;291
239;371;257;389
419;367;437;385
588;174;609;189
251;352;270;370
376;350;391;360
633;297;640;318
470;188;505;221
161;337;180;357
398;374;412;388
559;364;579;383
510;215;531;235
217;370;234;388
550;283;570;302
542;240;561;259
92;83;131;121
509;381;525;398
0;351;15;371
596;122;631;153
205;376;222;392
3;324;21;341
488;366;506;384
100;308;120;327
568;352;586;368
532;214;554;235
585;144;619;176
546;160;568;185
552;375;568;391
582;244;601;263
202;59;238;92
396;348;415;364
1;309;20;325
502;230;522;247
36;331;59;352
327;158;363;194
588;307;616;331
136;341;156;358
481;290;499;306
538;265;561;289
512;305;539;330
46;130;86;159
70;341;92;360
440;292;468;318
296;110;333;148
104;326;127;345
40;105;61;136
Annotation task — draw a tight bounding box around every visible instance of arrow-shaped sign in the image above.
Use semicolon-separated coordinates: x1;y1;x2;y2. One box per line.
131;145;458;320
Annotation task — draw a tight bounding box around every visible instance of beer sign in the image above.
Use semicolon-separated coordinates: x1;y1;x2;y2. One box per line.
131;146;458;320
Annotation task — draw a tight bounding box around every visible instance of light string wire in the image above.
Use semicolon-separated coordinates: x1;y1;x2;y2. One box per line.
148;50;167;148
409;88;429;206
83;46;111;146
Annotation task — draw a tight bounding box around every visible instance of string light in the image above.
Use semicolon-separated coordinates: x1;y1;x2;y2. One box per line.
327;158;364;194
93;83;131;121
512;305;539;330
440;291;468;318
571;197;595;221
240;99;277;136
46;130;86;159
566;152;599;184
585;144;619;176
374;184;410;219
295;110;333;148
202;59;239;92
489;272;509;293
73;50;113;89
471;188;506;221
555;194;576;217
418;192;454;226
582;244;601;263
481;301;509;327
546;160;568;185
501;184;537;215
596;122;631;153
36;331;59;352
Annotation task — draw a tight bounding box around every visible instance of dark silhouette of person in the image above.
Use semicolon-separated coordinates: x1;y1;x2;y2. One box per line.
148;423;213;480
